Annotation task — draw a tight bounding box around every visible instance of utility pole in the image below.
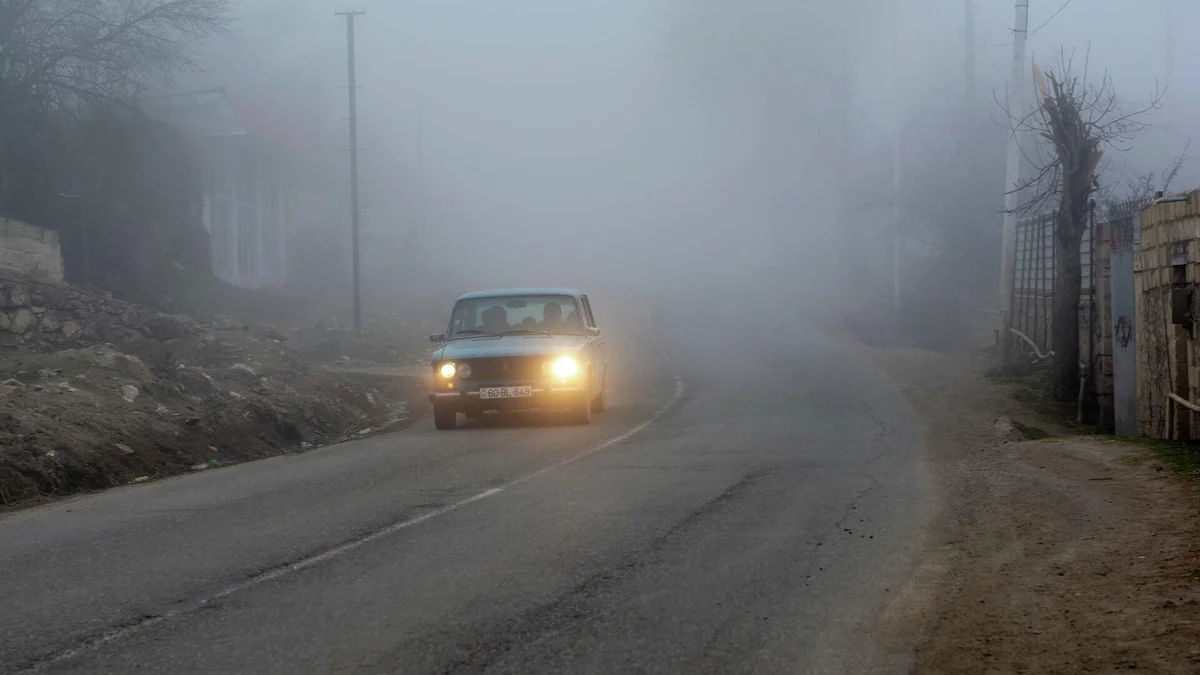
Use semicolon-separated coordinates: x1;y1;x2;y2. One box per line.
1165;0;1176;100
893;131;902;314
416;103;425;282
337;9;365;333
890;3;903;316
965;0;976;109
999;0;1029;362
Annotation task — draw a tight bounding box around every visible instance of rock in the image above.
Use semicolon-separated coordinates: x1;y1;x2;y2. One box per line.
0;313;10;331
30;306;45;315
60;320;81;339
57;382;77;393
88;345;154;381
142;314;191;341
228;363;259;385
115;443;134;455
190;463;208;471
994;416;1024;443
120;384;139;402
10;308;36;334
6;284;30;307
300;441;315;451
131;476;149;483
1;378;22;387
365;392;377;406
39;313;60;333
183;416;202;425
251;322;287;341
211;314;243;331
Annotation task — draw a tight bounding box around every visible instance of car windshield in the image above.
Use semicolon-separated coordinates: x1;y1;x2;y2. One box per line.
448;295;584;339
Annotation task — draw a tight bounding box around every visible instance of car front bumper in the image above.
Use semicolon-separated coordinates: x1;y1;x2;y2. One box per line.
428;383;586;413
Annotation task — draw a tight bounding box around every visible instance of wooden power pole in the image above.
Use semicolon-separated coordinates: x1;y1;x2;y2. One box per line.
999;0;1029;362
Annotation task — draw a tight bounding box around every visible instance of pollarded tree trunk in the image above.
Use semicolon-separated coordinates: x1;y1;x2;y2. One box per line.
1038;68;1103;402
1052;204;1084;401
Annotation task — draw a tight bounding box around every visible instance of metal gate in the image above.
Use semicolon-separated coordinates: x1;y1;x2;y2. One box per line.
1108;201;1141;436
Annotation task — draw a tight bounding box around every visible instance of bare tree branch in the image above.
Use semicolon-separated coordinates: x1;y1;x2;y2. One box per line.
0;0;229;111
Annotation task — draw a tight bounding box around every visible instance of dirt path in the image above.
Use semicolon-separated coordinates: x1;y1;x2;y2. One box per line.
849;342;1200;674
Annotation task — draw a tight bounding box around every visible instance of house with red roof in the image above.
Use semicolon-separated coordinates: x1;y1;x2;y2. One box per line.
142;88;344;290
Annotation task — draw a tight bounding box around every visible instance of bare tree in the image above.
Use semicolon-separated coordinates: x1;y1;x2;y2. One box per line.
0;1;229;285
0;0;229;206
1097;140;1191;214
1003;54;1161;400
0;0;229;111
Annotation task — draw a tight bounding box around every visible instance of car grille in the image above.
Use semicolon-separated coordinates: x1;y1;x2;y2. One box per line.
463;356;543;381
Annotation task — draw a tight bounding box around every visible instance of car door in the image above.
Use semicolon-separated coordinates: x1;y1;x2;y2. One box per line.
580;295;606;393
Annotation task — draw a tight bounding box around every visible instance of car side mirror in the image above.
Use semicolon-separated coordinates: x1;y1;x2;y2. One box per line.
586;327;601;337
429;333;445;343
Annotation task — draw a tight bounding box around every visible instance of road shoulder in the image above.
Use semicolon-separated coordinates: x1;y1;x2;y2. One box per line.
842;336;1200;674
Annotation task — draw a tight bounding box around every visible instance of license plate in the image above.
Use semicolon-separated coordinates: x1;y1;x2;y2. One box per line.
478;386;533;400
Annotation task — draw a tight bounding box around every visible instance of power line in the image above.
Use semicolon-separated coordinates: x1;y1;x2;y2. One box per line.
1028;0;1074;37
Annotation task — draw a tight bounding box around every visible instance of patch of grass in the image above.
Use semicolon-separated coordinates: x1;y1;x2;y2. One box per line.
1111;436;1200;482
986;364;1087;430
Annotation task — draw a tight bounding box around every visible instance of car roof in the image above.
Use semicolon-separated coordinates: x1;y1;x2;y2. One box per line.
455;288;582;301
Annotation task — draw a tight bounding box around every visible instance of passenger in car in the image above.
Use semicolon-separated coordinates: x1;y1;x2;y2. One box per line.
481;305;509;333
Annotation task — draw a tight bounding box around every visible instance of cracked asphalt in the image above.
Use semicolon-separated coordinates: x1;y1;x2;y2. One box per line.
0;279;932;674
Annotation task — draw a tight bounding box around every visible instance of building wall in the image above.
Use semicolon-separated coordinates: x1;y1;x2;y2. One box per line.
1133;190;1200;439
200;137;292;289
0;218;65;283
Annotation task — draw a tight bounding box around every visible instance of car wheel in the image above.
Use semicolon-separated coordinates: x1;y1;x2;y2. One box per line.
591;380;607;413
571;389;593;425
433;405;458;430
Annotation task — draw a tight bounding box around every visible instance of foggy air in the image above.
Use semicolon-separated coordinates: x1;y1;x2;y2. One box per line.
2;1;1199;673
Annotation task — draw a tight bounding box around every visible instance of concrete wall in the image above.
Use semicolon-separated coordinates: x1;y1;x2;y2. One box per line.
0;218;64;283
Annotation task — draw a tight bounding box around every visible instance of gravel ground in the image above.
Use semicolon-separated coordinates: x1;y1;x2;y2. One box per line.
845;339;1200;674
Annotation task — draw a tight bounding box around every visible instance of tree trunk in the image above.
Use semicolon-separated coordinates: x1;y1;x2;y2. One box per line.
1052;206;1084;401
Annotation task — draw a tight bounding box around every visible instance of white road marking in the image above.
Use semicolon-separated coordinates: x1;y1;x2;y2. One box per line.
19;305;684;673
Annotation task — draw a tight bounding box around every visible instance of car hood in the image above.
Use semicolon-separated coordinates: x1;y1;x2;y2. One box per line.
432;335;587;361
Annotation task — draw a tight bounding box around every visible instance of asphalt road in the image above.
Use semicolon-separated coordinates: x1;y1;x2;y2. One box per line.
0;279;932;674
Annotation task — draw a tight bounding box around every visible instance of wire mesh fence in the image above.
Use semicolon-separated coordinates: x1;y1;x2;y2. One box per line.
1010;209;1098;356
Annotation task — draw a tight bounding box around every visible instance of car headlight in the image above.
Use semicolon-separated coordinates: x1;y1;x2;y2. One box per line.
550;356;579;379
439;362;457;379
457;363;472;379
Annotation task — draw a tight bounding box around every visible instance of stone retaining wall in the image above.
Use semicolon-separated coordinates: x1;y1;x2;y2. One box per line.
0;219;64;283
